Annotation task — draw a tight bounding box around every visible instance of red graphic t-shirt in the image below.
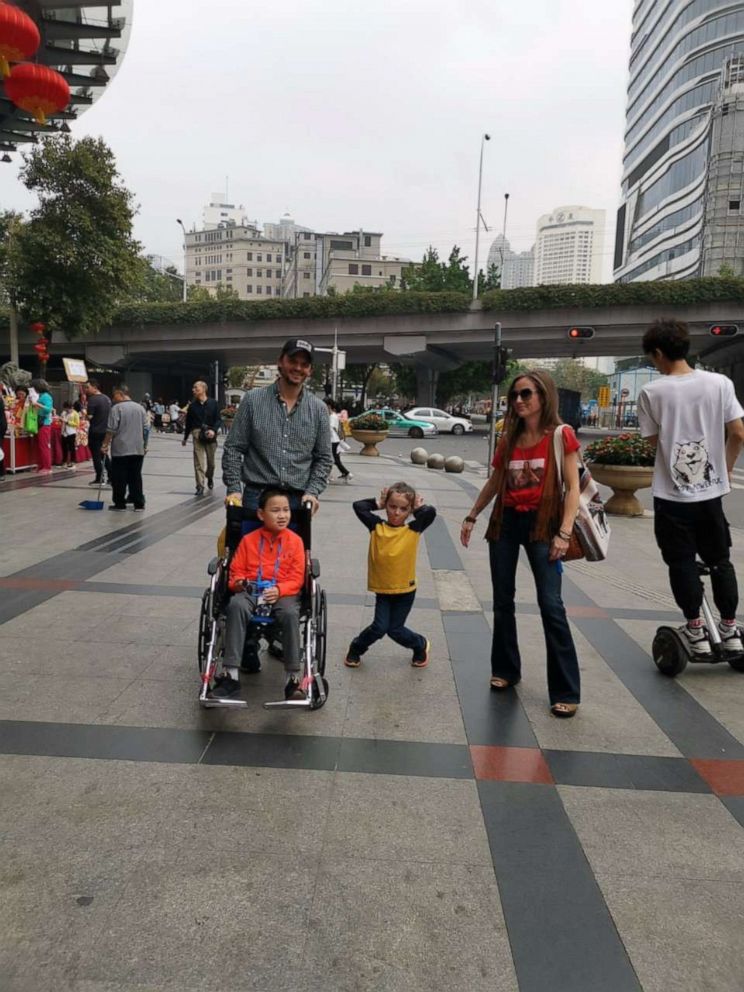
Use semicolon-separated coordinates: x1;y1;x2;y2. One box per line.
492;428;580;512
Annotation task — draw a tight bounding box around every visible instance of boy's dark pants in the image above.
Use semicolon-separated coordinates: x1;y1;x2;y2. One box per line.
654;496;738;620
350;591;426;659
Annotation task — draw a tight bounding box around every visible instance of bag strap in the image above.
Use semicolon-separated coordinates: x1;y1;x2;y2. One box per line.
553;425;567;490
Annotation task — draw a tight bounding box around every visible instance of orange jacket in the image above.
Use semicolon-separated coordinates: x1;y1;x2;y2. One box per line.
228;526;305;597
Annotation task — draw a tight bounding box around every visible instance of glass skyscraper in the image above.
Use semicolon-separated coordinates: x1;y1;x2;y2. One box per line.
614;1;744;282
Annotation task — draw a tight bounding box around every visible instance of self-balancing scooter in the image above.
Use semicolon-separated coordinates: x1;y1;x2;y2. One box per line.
652;562;744;677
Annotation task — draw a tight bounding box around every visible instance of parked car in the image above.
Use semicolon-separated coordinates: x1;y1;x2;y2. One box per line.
361;407;438;438
405;407;473;435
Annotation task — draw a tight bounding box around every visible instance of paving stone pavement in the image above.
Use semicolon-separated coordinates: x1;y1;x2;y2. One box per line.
2;433;744;992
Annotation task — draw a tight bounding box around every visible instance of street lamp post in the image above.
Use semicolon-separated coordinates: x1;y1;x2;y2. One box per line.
176;218;188;302
472;132;491;303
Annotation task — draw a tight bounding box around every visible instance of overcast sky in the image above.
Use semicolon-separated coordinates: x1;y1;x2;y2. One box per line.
1;0;633;281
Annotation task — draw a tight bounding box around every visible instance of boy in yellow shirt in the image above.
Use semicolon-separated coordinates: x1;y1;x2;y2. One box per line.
346;482;436;669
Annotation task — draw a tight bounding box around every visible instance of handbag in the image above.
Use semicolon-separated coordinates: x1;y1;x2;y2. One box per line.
199;426;217;443
23;405;38;436
338;439;351;453
553;425;610;562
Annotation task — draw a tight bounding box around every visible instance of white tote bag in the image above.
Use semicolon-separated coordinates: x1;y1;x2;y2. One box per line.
553;425;610;562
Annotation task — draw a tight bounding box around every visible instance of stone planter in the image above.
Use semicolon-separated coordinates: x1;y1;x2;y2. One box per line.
350;429;388;457
589;463;654;516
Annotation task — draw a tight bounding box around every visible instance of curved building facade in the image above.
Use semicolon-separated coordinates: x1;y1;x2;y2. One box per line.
614;1;744;282
0;2;133;158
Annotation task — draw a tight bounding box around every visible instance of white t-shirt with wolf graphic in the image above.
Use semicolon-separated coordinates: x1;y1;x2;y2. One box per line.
637;369;744;503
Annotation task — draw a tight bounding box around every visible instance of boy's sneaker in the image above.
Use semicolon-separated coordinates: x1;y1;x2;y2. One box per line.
207;673;241;701
718;622;744;653
412;638;431;668
679;623;712;656
284;675;305;700
344;649;361;668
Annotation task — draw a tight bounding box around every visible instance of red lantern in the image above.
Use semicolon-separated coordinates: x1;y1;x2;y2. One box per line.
30;321;46;334
0;3;40;78
5;62;70;124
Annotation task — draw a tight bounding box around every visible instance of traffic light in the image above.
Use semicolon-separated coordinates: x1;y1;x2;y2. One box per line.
710;324;739;336
493;345;510;384
567;326;595;339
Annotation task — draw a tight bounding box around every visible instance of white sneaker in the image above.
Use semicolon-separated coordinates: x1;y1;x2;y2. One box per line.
343;473;353;484
679;624;712;656
718;622;744;653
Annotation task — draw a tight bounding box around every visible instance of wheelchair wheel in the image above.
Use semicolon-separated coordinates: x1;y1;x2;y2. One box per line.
197;589;212;672
315;589;328;676
310;676;330;710
652;626;689;677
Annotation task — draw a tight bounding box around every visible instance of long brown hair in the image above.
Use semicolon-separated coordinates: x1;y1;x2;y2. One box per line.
499;369;561;460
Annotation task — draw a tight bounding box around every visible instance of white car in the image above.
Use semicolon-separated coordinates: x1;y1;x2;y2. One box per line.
405;407;473;435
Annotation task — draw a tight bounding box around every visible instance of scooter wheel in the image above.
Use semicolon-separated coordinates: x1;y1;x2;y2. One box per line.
727;653;744;673
652;626;689;677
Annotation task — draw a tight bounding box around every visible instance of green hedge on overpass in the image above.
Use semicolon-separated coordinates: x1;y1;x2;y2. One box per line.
109;277;744;326
4;278;744;333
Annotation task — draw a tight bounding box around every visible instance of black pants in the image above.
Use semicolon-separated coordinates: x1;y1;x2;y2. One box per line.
111;455;145;510
654;496;738;621
61;434;76;462
89;432;111;483
332;442;349;477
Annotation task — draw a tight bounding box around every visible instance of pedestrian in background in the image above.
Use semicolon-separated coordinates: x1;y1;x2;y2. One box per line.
183;380;222;496
30;379;53;475
60;400;79;468
153;398;165;433
101;384;147;512
460;370;581;718
325;398;352;483
84;379;112;487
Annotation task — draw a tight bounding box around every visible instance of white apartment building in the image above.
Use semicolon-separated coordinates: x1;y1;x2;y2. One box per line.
283;229;414;297
202;194;255;231
485;234;534;288
184;224;286;299
535;206;605;284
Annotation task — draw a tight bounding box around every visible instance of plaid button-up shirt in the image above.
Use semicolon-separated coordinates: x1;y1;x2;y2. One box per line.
222;381;332;497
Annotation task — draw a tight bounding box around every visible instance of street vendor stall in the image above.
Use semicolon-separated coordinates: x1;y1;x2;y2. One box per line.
2;390;37;473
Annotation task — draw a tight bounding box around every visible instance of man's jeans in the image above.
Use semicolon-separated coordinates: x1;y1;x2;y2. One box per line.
89;431;111;483
223;590;301;672
489;508;580;704
350;590;426;659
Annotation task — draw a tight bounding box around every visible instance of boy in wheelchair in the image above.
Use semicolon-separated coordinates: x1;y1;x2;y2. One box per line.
209;487;307;703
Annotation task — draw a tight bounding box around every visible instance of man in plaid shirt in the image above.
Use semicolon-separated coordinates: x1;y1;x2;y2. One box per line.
222;338;332;517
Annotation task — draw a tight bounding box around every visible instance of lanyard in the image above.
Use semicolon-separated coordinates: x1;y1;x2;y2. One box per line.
256;534;282;586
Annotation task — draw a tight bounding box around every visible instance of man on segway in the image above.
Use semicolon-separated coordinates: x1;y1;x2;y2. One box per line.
638;318;744;657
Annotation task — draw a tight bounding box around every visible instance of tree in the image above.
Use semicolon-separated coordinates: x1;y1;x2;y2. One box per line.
11;135;141;356
400;245;472;293
478;262;500;294
186;284;212;302
126;256;183;303
343;363;378;410
545;358;609;400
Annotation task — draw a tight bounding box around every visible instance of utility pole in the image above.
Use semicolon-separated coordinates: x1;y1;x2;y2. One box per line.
472;132;491;303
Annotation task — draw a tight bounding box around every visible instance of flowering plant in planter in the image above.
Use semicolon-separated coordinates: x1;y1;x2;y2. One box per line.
584;433;656;467
350;412;388;432
220;404;237;419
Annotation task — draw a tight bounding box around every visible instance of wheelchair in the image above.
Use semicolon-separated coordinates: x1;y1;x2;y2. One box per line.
197;501;329;710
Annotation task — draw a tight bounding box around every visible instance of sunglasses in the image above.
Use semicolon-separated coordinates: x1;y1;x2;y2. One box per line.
510;387;537;402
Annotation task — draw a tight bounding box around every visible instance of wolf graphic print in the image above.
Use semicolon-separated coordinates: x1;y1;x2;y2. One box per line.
671;440;721;494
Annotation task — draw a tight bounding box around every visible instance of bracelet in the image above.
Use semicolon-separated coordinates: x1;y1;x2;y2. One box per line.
463;516;477;525
558;529;572;540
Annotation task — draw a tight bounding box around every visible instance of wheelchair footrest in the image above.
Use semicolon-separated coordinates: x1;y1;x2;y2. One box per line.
200;696;248;709
263;698;313;710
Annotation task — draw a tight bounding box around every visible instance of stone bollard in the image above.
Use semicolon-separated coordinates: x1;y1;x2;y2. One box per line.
427;453;445;470
444;456;464;473
410;447;428;465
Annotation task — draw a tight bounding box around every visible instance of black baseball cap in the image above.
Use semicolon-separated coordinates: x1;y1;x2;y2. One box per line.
280;337;314;362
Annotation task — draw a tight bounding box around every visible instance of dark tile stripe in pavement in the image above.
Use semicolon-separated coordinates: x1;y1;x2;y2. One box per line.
2;718;742;796
0;499;220;624
722;796;744;828
424;513;463;570
478;781;643;992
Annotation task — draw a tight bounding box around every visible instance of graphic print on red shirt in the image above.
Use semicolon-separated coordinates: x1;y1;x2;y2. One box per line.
492;428;580;512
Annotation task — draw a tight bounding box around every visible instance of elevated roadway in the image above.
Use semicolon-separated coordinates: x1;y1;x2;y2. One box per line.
5;300;744;375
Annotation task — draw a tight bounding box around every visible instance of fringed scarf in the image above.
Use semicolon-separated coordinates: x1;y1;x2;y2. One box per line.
485;428;563;543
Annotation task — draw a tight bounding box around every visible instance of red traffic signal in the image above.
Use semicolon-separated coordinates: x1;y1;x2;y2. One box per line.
710;324;739;336
567;326;595;339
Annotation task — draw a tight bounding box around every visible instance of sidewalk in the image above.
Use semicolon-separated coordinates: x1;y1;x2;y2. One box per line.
1;434;744;992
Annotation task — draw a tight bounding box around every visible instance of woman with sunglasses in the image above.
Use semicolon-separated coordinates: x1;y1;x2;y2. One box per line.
460;371;581;717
